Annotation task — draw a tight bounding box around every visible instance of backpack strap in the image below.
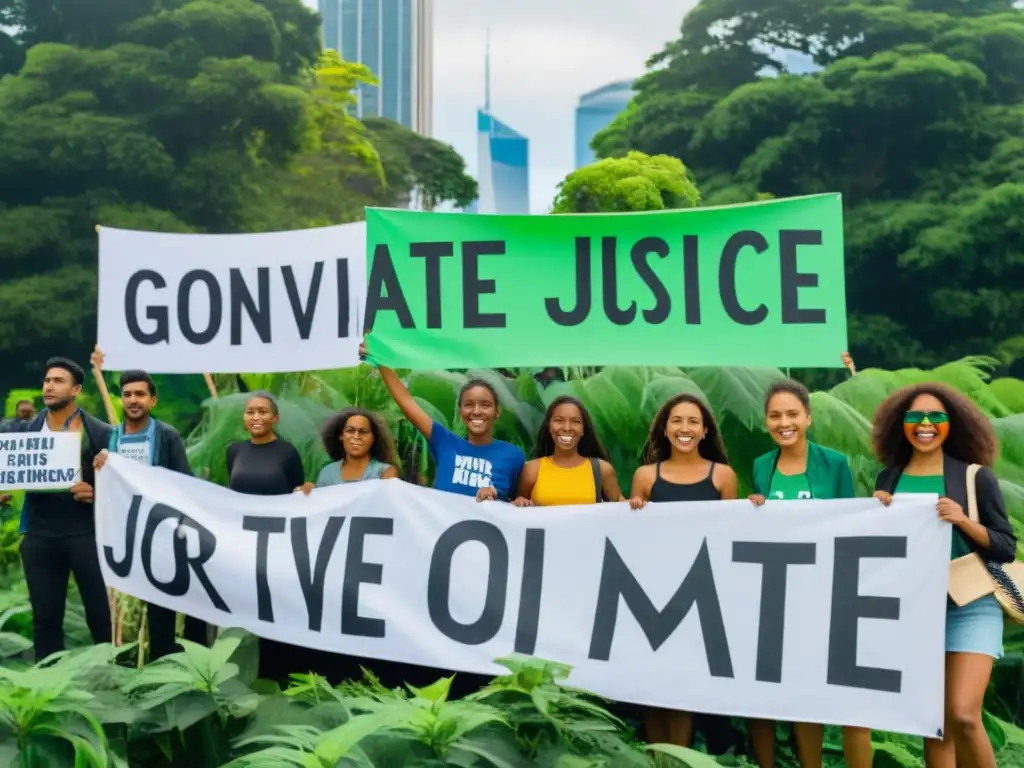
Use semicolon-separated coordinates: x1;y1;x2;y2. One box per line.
590;457;602;503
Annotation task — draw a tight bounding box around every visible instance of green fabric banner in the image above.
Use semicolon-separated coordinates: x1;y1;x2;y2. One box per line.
363;194;847;370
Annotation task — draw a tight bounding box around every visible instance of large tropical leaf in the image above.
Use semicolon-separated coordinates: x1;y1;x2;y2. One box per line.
994;414;1024;484
827;368;903;420
807;391;873;461
407;370;467;426
686;367;786;430
576;370;645;456
833;358;1011;420
991;378;1024;415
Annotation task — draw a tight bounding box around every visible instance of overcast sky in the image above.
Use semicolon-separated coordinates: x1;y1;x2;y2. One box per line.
304;0;695;211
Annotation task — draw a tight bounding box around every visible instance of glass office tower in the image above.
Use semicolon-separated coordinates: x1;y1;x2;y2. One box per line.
474;109;529;214
574;79;634;168
319;0;433;135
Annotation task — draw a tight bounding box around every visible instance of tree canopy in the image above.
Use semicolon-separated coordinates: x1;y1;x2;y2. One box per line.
594;0;1024;373
551;151;700;213
0;0;476;396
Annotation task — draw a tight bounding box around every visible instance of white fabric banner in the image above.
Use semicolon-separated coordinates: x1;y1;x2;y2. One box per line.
95;454;950;737
0;432;81;491
96;222;367;373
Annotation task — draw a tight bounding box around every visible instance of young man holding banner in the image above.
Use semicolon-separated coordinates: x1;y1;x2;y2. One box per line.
20;357;113;661
94;365;209;659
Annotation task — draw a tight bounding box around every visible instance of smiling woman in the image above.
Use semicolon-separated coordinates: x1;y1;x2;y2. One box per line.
313;407;400;487
872;383;1016;768
746;378;872;768
627;393;737;751
361;336;526;502
513;395;623;507
225;391;309;687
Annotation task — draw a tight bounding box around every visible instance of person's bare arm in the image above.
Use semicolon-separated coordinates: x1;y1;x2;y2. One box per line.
382;465;400;480
362;339;433;438
378;366;433;438
600;460;625;502
629;465;655;509
714;464;739;500
513;460;540;506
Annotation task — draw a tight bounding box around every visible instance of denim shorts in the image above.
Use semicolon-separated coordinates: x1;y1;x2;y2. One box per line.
947;594;1005;659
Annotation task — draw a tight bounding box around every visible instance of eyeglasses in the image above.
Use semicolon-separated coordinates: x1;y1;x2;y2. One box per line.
903;410;949;425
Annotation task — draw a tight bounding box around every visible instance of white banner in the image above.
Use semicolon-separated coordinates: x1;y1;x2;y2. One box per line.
95;454;949;737
0;432;81;491
97;222;367;373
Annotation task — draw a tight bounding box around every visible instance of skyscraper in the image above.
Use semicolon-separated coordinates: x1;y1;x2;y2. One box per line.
574;80;634;168
475;109;529;214
471;30;529;214
319;0;433;136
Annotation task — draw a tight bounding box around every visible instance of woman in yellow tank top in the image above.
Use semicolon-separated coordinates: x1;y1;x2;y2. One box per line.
513;395;623;506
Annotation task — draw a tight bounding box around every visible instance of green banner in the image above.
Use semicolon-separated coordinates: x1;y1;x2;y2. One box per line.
363;194;847;370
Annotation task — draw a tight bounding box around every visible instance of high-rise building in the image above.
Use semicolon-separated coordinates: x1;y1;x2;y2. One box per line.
465;29;528;214
319;0;433;136
574;80;634;169
474;108;529;214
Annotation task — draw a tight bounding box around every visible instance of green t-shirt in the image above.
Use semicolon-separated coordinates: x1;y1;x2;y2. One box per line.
768;472;813;501
895;474;970;560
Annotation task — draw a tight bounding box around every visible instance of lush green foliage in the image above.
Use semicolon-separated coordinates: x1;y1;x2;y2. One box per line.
0;0;477;398
0;616;728;768
593;0;1024;375
552;151;701;214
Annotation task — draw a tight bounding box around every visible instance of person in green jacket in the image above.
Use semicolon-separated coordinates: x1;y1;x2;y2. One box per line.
746;379;872;768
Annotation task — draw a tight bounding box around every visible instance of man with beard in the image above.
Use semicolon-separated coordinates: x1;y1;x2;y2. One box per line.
93;360;209;659
20;357;113;661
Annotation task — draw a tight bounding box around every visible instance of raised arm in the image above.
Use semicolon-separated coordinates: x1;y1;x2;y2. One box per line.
362;339;432;439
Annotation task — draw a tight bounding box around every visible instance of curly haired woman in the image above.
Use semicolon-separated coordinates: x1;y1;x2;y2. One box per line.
314;407;400;487
873;383;1016;768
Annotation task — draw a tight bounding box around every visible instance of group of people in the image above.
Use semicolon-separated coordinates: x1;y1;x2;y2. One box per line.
3;338;1015;768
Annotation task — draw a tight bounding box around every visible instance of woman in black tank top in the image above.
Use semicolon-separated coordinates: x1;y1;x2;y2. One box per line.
649;458;722;502
630;393;738;509
628;393;737;751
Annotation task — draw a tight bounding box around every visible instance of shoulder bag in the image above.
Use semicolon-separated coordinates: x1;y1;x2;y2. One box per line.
948;464;1024;623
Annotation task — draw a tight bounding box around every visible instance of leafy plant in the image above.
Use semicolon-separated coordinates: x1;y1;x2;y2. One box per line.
123;628;261;765
0;642;133;766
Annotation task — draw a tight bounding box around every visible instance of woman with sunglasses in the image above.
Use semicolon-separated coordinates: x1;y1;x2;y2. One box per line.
747;379;872;768
873;384;1014;768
